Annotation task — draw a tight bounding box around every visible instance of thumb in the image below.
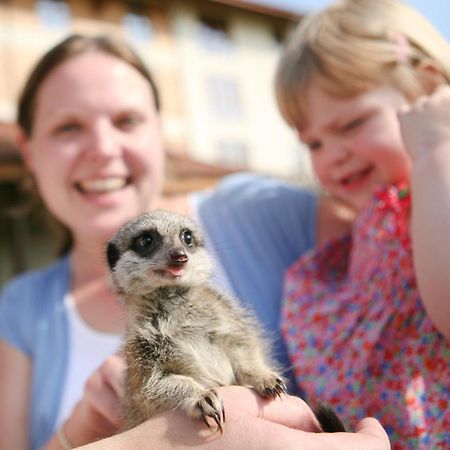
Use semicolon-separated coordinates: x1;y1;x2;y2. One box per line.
355;417;391;448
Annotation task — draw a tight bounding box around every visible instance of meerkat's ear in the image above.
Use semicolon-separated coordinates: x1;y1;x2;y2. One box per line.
107;242;120;270
415;59;447;95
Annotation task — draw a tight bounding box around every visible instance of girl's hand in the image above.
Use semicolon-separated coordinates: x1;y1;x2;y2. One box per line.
399;84;450;339
399;85;450;162
62;353;126;447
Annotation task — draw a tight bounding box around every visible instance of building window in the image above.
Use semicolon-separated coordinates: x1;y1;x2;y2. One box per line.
216;140;248;169
207;77;243;119
35;0;71;29
198;17;232;52
121;7;154;42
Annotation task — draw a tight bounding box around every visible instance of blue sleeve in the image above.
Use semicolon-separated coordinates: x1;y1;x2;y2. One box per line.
0;272;39;356
0;258;71;450
194;173;317;394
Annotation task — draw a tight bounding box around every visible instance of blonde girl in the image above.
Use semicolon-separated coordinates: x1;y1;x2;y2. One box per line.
276;0;450;448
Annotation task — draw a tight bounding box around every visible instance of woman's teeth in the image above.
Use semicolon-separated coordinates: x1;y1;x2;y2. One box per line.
78;177;127;193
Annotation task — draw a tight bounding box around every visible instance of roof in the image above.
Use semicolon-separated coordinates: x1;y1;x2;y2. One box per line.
208;0;302;20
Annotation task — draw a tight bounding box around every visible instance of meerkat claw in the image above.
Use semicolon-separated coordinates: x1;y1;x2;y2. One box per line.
213;413;223;433
276;379;288;397
203;413;221;433
201;410;224;433
201;411;211;429
196;389;225;433
261;377;287;399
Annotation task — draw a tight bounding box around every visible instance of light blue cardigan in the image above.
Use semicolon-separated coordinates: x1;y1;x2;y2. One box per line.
0;256;71;450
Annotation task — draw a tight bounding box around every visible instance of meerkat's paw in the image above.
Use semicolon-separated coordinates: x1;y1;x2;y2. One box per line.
190;388;225;433
252;373;287;400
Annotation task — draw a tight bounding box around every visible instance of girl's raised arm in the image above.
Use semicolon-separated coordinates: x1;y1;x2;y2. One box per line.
399;85;450;340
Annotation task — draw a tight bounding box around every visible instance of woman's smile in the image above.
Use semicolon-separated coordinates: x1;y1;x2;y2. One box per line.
76;176;130;195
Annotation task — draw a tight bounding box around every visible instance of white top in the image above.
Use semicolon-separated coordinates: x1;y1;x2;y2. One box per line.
55;294;122;426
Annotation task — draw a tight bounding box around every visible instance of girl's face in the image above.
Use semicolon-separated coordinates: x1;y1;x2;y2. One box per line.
21;51;164;245
298;83;412;212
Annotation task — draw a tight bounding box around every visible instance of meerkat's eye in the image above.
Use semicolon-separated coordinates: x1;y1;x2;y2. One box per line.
132;231;158;256
137;233;153;248
180;229;194;247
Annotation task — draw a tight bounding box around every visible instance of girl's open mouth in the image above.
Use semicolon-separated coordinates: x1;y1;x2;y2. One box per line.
341;166;374;187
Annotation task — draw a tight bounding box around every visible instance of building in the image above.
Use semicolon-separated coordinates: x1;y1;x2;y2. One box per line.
0;0;313;286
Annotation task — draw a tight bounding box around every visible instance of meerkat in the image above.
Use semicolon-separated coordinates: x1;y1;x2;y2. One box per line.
107;209;345;433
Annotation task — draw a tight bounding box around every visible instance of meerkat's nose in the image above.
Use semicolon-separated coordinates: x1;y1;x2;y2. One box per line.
169;248;188;266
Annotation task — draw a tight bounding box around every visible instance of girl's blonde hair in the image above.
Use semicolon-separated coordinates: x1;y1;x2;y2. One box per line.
275;0;450;128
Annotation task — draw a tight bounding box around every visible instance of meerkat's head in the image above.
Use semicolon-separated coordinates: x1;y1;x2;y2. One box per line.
106;209;213;296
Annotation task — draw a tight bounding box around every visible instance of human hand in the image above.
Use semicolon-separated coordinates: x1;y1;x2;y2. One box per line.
63;353;126;447
79;386;390;450
399;84;450;163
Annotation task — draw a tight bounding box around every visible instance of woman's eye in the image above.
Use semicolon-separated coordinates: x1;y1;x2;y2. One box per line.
115;115;143;130
55;122;81;134
180;230;194;247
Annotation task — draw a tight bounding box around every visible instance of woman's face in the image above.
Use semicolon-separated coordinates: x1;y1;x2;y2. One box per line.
21;51;164;244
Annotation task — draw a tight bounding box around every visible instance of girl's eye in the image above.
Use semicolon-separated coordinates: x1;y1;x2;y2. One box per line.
180;229;194;247
307;141;322;152
342;117;365;132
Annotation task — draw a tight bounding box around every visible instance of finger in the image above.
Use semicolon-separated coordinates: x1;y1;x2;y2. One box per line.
133;409;303;450
101;353;127;397
355;417;390;442
218;386;321;432
77;399;120;437
84;370;123;427
397;103;411;117
295;417;390;450
94;385;123;428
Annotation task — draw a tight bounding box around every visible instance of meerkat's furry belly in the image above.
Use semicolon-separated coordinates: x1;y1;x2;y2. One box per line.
173;334;236;387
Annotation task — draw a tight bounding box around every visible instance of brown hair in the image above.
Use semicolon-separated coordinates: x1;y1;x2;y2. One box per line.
275;0;450;128
18;33;160;137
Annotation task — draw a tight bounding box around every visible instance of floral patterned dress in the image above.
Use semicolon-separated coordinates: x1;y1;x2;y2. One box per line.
281;184;449;449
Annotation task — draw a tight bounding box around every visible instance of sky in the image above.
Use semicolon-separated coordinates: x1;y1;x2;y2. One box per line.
245;0;449;42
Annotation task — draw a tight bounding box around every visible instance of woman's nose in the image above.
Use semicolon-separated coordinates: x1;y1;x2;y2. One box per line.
83;122;121;159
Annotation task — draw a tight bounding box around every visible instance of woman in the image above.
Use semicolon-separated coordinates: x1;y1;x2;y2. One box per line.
0;33;164;449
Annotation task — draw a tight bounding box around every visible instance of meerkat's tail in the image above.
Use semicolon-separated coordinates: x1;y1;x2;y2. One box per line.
313;401;346;433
